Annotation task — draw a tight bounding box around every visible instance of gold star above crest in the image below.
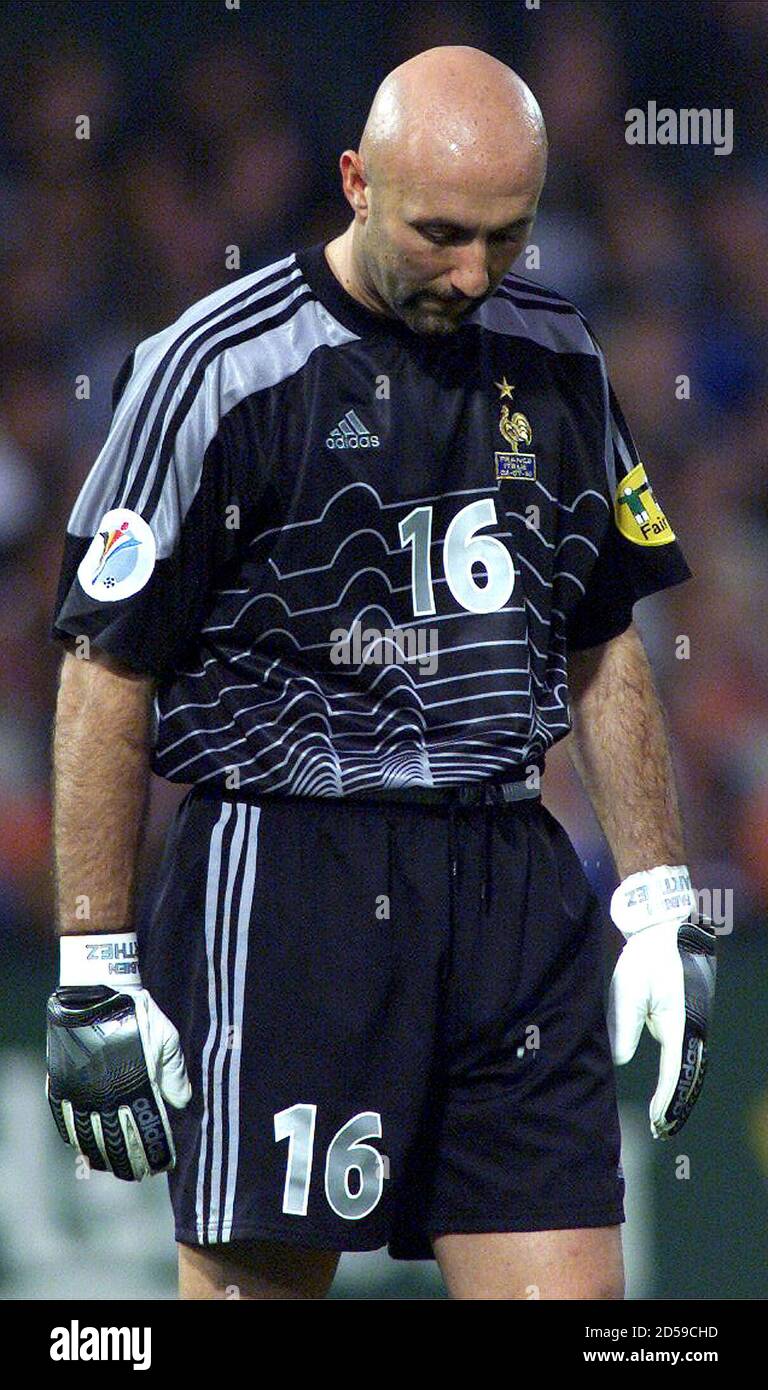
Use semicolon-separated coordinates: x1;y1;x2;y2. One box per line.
494;375;515;400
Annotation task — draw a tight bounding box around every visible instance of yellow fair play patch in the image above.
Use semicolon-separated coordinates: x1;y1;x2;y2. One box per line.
614;462;675;546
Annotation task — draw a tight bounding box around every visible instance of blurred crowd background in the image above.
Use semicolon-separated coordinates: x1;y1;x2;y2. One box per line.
1;0;766;1299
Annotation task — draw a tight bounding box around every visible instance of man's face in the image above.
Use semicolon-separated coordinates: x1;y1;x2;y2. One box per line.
360;175;543;336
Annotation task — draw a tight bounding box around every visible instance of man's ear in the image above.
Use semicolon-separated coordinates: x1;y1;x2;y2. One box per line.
340;150;369;217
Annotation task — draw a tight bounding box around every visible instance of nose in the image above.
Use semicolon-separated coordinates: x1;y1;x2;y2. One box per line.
449;241;490;300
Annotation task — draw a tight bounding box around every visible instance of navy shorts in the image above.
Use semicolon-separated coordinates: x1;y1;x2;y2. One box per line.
140;785;625;1258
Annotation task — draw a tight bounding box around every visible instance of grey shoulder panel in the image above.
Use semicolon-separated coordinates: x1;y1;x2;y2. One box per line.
471;289;600;359
66;254;358;558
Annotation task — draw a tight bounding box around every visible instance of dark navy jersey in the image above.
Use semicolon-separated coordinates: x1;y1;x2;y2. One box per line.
51;242;691;796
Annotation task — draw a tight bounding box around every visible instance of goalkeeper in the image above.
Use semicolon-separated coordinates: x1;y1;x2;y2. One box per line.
46;44;715;1301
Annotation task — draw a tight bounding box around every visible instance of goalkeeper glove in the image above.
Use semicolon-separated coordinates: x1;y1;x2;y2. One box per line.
608;865;716;1139
46;932;191;1180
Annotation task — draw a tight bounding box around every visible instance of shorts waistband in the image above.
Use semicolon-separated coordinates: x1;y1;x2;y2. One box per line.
190;769;543;810
345;780;541;807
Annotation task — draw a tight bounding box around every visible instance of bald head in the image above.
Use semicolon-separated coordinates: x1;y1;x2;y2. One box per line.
359;46;547;196
328;46;548;337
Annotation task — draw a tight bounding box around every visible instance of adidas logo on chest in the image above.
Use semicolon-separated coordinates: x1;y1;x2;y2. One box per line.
325;409;380;450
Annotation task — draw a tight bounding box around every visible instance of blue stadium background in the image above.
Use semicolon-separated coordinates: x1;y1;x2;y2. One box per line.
1;0;766;1298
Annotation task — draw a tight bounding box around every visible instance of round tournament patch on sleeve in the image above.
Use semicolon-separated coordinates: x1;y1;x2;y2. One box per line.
77;508;157;602
614;462;676;546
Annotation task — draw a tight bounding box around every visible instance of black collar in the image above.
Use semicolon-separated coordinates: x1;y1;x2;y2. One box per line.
294;241;471;349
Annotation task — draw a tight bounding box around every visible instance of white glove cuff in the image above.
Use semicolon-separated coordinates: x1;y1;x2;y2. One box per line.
59;932;142;988
610;864;695;939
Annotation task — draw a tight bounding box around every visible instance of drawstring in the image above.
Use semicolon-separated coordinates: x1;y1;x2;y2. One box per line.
448;804;459;894
386;796;496;924
448;800;493;915
480;802;493;915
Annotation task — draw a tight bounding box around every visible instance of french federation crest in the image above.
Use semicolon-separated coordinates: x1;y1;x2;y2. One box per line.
493;376;536;480
77;507;156;602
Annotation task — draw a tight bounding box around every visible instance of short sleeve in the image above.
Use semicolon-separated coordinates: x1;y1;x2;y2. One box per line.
565;362;692;652
51;331;251;678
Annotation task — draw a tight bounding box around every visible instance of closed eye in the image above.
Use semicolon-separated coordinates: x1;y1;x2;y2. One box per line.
490;228;529;243
415;224;531;246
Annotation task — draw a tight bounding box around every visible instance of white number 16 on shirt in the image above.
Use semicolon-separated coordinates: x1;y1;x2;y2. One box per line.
399;498;515;616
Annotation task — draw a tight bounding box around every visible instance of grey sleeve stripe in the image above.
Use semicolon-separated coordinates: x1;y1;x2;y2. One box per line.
66;256;302;537
594;341;619;496
127;276;307;517
611;416;636;476
67;293;358;559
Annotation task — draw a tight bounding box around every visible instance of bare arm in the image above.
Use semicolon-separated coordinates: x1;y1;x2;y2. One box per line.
53;646;155;935
566;622;686;882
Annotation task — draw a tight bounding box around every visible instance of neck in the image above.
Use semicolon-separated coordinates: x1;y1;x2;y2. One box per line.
324;226;393;319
